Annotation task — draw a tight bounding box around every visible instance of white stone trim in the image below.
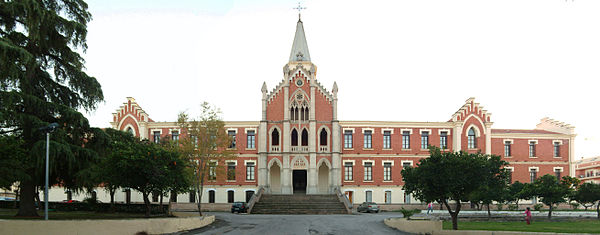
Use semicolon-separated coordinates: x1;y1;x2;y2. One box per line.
381;128;394;134
244;189;257;192
381;160;394;166
505;166;514;171
209;160;218;165
465;125;481;137
343;160;355;165
362;160;375;165
438;129;451;135
343;189;355;193
529;139;538;144
225;188;236;192
364;189;374;192
401;160;414;166
150;129;163;134
227;128;238;134
225;160;237;166
123;124;136;135
553;167;564;172
244;160;257;165
503;139;514;144
245;128;257;134
419;129;431;134
205;188;216;192
400;129;413;135
528;166;539;172
553;140;563;145
343;128;355;133
169;128;180;134
362;128;374;134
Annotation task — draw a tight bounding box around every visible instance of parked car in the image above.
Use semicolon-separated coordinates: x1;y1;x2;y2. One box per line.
231;201;248;213
357;202;379;213
0;196;16;201
61;199;79;203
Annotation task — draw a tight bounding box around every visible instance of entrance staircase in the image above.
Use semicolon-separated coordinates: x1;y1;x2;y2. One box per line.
251;194;349;214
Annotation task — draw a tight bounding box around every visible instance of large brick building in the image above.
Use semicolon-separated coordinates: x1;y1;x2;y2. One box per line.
105;18;576;206
575;157;600;184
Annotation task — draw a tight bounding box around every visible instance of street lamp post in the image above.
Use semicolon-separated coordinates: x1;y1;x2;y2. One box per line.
39;123;58;220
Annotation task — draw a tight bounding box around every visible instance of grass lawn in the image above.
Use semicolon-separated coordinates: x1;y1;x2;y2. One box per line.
0;208;167;220
442;220;600;234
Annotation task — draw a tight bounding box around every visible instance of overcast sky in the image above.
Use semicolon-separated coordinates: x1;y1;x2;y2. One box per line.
81;0;599;159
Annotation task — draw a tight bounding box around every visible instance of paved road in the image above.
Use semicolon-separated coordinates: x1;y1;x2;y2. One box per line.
178;212;410;235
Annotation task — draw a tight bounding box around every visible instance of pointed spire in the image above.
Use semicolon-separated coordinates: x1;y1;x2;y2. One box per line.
261;82;267;93
289;19;311;62
332;82;338;93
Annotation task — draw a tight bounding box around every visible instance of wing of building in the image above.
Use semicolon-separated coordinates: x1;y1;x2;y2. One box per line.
103;18;577;207
575;157;600;184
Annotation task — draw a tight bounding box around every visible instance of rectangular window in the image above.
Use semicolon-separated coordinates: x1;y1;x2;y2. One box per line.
228;130;236;148
555;169;561;180
363;130;372;149
227;162;236;181
530;169;537;182
171;130;179;141
344;130;353;149
227;190;234;203
365;191;373;203
529;142;536;157
153;131;160;144
247;130;255;149
554;142;560;157
402;131;410;149
404;193;411;204
208;190;215;203
246;162;255;181
421;132;429;149
385;191;392;204
440;131;448;149
189;190;196;203
344;162;353;181
383;131;391;149
402;162;412;169
364;162;372;181
504;141;511;157
507;168;513;183
209;162;217;180
383;162;392;181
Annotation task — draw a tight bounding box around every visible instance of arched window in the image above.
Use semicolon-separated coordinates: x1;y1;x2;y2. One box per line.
300;108;304;121
301;129;309;146
126;127;134;135
320;129;328;146
468;128;477;149
304;107;309;121
294;107;299;121
272;129;280;146
291;129;298;146
290;108;295;121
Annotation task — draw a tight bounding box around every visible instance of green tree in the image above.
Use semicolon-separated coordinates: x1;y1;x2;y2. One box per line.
505;181;527;209
530;174;572;219
468;171;509;218
571;182;600;218
177;102;235;216
0;135;27;189
0;0;103;216
401;147;508;230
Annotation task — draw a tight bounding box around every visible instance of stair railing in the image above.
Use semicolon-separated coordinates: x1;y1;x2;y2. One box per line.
247;186;264;214
334;186;353;214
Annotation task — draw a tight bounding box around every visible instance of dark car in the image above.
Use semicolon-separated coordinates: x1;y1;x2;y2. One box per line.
231;201;248;213
357;202;379;213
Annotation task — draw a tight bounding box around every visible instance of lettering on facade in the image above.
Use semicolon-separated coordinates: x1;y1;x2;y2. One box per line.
293;157;307;169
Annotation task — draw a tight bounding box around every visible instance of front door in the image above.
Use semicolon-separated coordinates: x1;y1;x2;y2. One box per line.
293;170;307;194
345;191;353;204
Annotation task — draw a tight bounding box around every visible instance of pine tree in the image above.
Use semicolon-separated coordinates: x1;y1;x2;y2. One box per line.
0;0;103;216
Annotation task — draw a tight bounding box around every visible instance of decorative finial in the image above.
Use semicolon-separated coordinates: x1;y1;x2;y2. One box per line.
261;82;267;93
293;2;306;21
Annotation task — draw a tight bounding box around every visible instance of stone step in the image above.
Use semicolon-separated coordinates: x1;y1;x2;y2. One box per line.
251;208;348;214
251;194;349;214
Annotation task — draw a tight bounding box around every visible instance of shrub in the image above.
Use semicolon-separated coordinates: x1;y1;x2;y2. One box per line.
507;204;518;211
496;203;504;211
534;203;543;211
399;207;421;220
570;202;580;210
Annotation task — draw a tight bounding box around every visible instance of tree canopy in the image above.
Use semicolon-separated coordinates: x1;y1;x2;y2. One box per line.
402;147;508;230
0;0;103;216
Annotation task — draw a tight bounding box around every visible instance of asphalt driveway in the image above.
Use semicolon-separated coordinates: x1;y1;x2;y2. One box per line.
176;212;409;235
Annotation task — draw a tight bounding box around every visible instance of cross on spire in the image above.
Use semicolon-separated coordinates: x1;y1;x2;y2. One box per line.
293;2;306;21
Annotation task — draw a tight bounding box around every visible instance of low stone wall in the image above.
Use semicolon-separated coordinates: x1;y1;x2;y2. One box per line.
384;217;598;235
170;202;230;212
0;215;215;235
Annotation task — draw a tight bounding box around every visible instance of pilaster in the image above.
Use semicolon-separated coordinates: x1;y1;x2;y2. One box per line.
453;122;463;151
307;153;318;194
282;154;292;194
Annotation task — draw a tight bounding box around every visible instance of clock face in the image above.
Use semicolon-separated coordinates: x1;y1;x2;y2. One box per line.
296;79;303;87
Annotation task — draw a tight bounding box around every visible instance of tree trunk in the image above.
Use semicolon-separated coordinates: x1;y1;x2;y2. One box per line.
443;200;461;230
16;181;39;217
109;188;115;212
548;204;553;219
487;203;491;219
142;192;151;218
596;203;599;219
159;193;164;213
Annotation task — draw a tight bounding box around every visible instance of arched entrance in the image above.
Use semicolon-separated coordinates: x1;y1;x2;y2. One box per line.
269;160;281;194
318;161;330;194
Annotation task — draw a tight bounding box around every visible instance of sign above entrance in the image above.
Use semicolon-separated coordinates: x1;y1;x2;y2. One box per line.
292;157;307;169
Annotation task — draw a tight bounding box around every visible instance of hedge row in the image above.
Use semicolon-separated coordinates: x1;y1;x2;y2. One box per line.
0;201;169;214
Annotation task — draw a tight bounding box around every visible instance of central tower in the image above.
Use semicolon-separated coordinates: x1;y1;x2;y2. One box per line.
258;18;341;195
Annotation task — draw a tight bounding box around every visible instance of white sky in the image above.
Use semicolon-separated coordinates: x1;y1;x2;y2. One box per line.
81;0;599;159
